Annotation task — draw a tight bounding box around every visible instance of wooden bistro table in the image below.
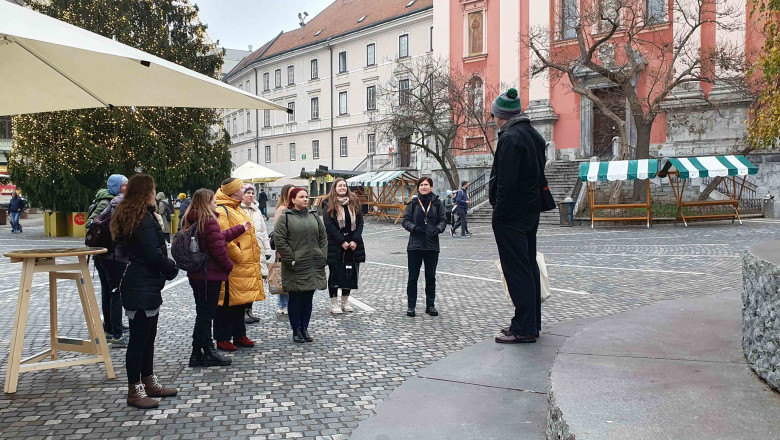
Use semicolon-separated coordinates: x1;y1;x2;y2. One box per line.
3;247;115;394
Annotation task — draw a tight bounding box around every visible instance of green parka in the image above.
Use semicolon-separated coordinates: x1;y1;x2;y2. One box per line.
274;208;328;293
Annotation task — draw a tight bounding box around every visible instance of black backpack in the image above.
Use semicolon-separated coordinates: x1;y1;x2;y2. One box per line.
85;206;114;249
171;222;208;272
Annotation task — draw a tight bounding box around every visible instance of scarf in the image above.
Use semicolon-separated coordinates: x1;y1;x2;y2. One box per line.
336;196;357;232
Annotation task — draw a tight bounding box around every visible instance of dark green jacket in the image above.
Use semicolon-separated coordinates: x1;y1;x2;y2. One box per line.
274;208;328;293
87;189;113;227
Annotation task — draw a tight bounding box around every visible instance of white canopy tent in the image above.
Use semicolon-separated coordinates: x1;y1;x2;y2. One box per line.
231;161;285;184
0;1;290;116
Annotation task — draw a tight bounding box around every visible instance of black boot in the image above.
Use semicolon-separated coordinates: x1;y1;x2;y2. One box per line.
425;306;439;316
407;308;416;317
301;328;314;342
293;328;305;343
202;344;232;367
188;347;204;367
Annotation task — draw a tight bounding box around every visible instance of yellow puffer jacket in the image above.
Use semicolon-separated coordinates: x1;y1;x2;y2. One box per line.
215;190;265;306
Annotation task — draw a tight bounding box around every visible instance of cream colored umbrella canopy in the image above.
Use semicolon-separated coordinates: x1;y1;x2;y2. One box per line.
231;161;285;184
0;1;289;116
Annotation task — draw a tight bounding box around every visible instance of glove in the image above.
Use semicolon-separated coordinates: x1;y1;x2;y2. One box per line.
426;229;439;239
413;226;425;234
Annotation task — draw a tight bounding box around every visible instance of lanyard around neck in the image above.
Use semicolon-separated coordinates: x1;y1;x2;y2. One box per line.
418;198;431;223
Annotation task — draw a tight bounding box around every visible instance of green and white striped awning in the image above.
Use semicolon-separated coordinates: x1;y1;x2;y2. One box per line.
346;170;418;187
579;159;659;182
660;155;758;179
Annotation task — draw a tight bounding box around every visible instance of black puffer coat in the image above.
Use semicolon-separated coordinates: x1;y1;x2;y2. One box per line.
322;200;366;264
402;194;447;252
115;207;179;311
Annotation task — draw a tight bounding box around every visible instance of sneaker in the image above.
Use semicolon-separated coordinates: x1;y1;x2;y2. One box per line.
245;309;260;323
281;307;288;315
110;334;129;348
216;340;237;351
234;335;255;348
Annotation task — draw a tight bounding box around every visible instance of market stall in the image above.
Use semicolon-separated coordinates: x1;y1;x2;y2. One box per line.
346;171;418;223
578;159;659;228
658;155;758;226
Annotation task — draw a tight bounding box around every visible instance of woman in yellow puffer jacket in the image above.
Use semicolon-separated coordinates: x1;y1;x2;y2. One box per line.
213;178;265;352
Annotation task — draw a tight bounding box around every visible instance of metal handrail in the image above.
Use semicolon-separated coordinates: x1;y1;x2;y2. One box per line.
467;172;489;206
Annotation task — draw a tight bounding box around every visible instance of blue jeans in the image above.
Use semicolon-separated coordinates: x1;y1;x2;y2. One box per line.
9;212;20;232
278;293;289;309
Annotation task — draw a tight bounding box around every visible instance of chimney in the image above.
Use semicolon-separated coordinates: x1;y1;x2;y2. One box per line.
248;45;253;52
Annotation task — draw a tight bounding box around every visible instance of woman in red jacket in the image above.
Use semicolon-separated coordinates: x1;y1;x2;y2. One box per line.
182;189;250;368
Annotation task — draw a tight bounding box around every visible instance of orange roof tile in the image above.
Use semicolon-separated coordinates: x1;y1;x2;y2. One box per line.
225;0;432;79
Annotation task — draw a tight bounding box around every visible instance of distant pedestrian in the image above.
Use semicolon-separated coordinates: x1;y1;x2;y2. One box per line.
156;192;173;243
8;190;25;233
272;184;296;315
489;88;546;344
214;178;264;352
274;187;327;343
451;181;471;237
257;187;269;220
182;188;249;368
402;177;446;317
322;178;365;314
90;174;129;347
178;193;191;227
110;174;179;409
240;183;272;324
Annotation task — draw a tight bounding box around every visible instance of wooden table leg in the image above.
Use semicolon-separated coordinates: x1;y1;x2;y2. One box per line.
78;256;115;379
4;260;34;394
49;272;58;361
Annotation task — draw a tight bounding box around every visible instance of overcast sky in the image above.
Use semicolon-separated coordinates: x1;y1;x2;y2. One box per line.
195;0;335;50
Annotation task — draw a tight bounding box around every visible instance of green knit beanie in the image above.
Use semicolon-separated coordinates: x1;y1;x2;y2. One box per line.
491;88;522;119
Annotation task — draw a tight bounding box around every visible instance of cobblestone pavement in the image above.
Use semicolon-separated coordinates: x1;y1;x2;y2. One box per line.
0;216;778;439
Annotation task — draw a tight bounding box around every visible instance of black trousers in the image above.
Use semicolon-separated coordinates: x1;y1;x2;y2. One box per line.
189;279;222;349
327;264;351;298
126;312;157;385
288;291;314;329
213;282;247;341
452;206;469;234
493;217;541;336
95;257;126;338
407;250;438;308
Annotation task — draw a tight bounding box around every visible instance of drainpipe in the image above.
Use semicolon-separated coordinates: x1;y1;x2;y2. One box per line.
254;67;259;163
327;38;334;170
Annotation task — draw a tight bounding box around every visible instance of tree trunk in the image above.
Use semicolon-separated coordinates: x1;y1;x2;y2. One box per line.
632;122;653;201
698;146;753;201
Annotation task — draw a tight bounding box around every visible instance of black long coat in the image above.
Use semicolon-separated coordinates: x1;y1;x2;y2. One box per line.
322;200;366;264
402;194;447;252
115;207;179;311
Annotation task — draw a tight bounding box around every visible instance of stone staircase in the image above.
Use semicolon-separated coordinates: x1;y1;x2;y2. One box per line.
468;161;582;225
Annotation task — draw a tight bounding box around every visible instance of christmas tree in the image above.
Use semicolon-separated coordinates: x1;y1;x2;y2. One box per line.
9;0;232;211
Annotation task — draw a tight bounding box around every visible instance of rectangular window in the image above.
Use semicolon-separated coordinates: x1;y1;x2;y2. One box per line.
311;59;318;79
366;85;376;111
288;102;295;122
289;143;296;161
312;140;320;160
246;110;251;131
646;0;665;23
275;69;282;88
226;118;230;135
399;79;410;105
338;51;347;73
399;34;409;58
232;116;237;136
339;137;348;157
339;91;348;115
0;117;12;139
311;97;319;119
247;148;252;161
366;43;375;66
238;83;243;91
265;145;271;163
245;80;250;93
367;133;376;155
287;65;294;85
263;109;270;127
263;73;270;91
429;26;433;52
561;0;578;39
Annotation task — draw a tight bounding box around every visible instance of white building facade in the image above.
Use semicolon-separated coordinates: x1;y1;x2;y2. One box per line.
223;0;433;190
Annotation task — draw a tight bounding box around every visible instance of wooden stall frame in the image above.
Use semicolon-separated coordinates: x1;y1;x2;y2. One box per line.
363;174;417;224
666;170;745;226
587;179;652;229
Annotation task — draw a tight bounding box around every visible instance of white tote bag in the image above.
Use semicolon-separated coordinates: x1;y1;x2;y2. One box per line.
495;252;551;307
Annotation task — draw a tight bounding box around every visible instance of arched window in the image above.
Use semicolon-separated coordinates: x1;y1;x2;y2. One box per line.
467;76;484;122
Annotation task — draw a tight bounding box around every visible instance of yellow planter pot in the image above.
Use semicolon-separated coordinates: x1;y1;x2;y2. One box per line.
66;212;87;238
171;208;180;235
45;211;67;237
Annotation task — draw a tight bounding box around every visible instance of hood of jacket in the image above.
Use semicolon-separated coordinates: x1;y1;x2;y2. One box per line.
241;200;259;211
94;188;113;201
109;193;125;209
498;113;531;136
156;192;167;202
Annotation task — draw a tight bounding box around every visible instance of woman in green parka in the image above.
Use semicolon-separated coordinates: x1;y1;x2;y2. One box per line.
274;187;328;343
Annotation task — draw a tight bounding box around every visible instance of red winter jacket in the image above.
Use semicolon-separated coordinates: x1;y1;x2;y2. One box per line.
184;209;245;281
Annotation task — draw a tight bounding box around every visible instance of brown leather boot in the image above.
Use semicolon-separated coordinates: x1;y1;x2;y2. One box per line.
141;375;178;398
127;382;159;409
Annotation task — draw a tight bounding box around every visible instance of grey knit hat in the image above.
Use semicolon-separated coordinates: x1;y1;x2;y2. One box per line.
491;88;523;119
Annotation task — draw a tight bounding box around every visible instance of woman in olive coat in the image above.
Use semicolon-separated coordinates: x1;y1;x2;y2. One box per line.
274;187;328;343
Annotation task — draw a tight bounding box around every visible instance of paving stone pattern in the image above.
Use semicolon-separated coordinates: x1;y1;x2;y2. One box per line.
0;218;778;439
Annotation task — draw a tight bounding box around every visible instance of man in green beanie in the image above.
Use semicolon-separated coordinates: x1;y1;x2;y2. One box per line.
489;88;547;344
